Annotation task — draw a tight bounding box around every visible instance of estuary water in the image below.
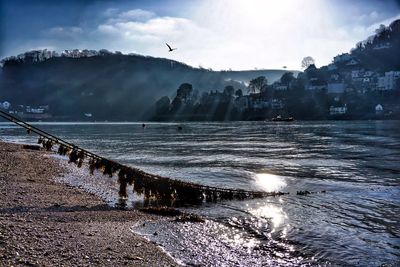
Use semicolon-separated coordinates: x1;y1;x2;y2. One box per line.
1;121;399;266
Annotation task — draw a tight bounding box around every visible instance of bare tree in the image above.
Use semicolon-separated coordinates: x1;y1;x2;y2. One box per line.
301;56;315;69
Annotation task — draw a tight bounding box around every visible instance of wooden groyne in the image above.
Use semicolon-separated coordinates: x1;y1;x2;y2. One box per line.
0;110;289;205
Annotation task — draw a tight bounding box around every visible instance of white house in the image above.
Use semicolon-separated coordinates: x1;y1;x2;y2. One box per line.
351;70;362;79
375;104;383;114
25;106;45;114
330;73;340;81
274;85;288;91
271;99;284;110
373;43;391;50
329;105;347;115
377;76;385;89
1;101;11;110
307;84;326;91
364;71;374;77
377;71;400;90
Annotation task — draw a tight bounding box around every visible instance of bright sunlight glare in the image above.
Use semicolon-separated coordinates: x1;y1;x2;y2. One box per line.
254;173;287;192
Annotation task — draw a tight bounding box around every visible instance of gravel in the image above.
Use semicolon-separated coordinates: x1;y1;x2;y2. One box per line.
0;142;178;266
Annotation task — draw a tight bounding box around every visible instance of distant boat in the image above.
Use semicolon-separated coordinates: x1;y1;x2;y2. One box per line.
270;115;295;122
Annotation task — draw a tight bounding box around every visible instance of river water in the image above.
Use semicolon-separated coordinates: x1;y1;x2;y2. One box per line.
1;121;399;266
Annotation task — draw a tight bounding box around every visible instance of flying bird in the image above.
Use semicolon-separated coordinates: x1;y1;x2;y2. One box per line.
166;43;177;52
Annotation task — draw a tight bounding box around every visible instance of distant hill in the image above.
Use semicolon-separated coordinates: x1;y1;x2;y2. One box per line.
0;51;295;120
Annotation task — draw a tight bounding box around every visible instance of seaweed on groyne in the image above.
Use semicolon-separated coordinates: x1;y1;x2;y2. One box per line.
0;110;289;205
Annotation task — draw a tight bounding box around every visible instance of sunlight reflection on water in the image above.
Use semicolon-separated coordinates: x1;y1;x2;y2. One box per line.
254;173;287;192
249;203;287;229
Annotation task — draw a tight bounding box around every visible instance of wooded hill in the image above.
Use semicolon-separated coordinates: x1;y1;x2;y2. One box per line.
0;53;293;120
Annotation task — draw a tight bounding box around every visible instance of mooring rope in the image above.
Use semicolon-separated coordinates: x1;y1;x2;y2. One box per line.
0;110;289;204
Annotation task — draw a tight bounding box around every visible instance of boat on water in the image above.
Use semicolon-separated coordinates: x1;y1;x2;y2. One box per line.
270;115;295;122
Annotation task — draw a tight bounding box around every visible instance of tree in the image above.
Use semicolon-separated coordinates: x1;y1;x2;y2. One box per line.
235;89;243;98
375;24;386;35
176;83;193;102
301;56;315;69
248;76;267;94
170;97;182;114
223;85;235;96
280;72;295;85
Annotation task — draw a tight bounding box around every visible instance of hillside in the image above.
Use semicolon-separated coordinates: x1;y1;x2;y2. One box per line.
149;19;400;121
350;19;400;71
0;52;294;120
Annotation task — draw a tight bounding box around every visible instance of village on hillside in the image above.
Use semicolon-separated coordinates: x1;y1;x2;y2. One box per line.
151;58;400;121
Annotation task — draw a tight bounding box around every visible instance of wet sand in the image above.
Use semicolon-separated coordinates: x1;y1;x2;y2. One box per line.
0;142;178;266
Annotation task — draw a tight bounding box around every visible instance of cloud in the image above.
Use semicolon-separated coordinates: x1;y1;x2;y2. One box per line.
118;9;155;21
14;2;400;70
184;0;400;69
45;26;84;39
100;17;203;39
106;9;156;24
94;12;213;58
102;8;119;17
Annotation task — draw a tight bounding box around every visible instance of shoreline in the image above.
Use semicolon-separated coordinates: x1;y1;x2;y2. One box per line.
0;141;178;266
1;118;400;123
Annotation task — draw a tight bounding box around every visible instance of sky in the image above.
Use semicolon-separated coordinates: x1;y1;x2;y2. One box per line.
0;0;399;70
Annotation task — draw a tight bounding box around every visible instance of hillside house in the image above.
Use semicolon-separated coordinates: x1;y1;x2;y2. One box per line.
351;70;366;83
373;43;391;50
375;104;384;114
329;105;347;115
377;71;400;90
330;73;340;82
271;99;284;110
273;84;288;91
1;101;11;110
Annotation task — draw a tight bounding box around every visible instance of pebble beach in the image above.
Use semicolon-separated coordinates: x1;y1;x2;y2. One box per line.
0;142;178;266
